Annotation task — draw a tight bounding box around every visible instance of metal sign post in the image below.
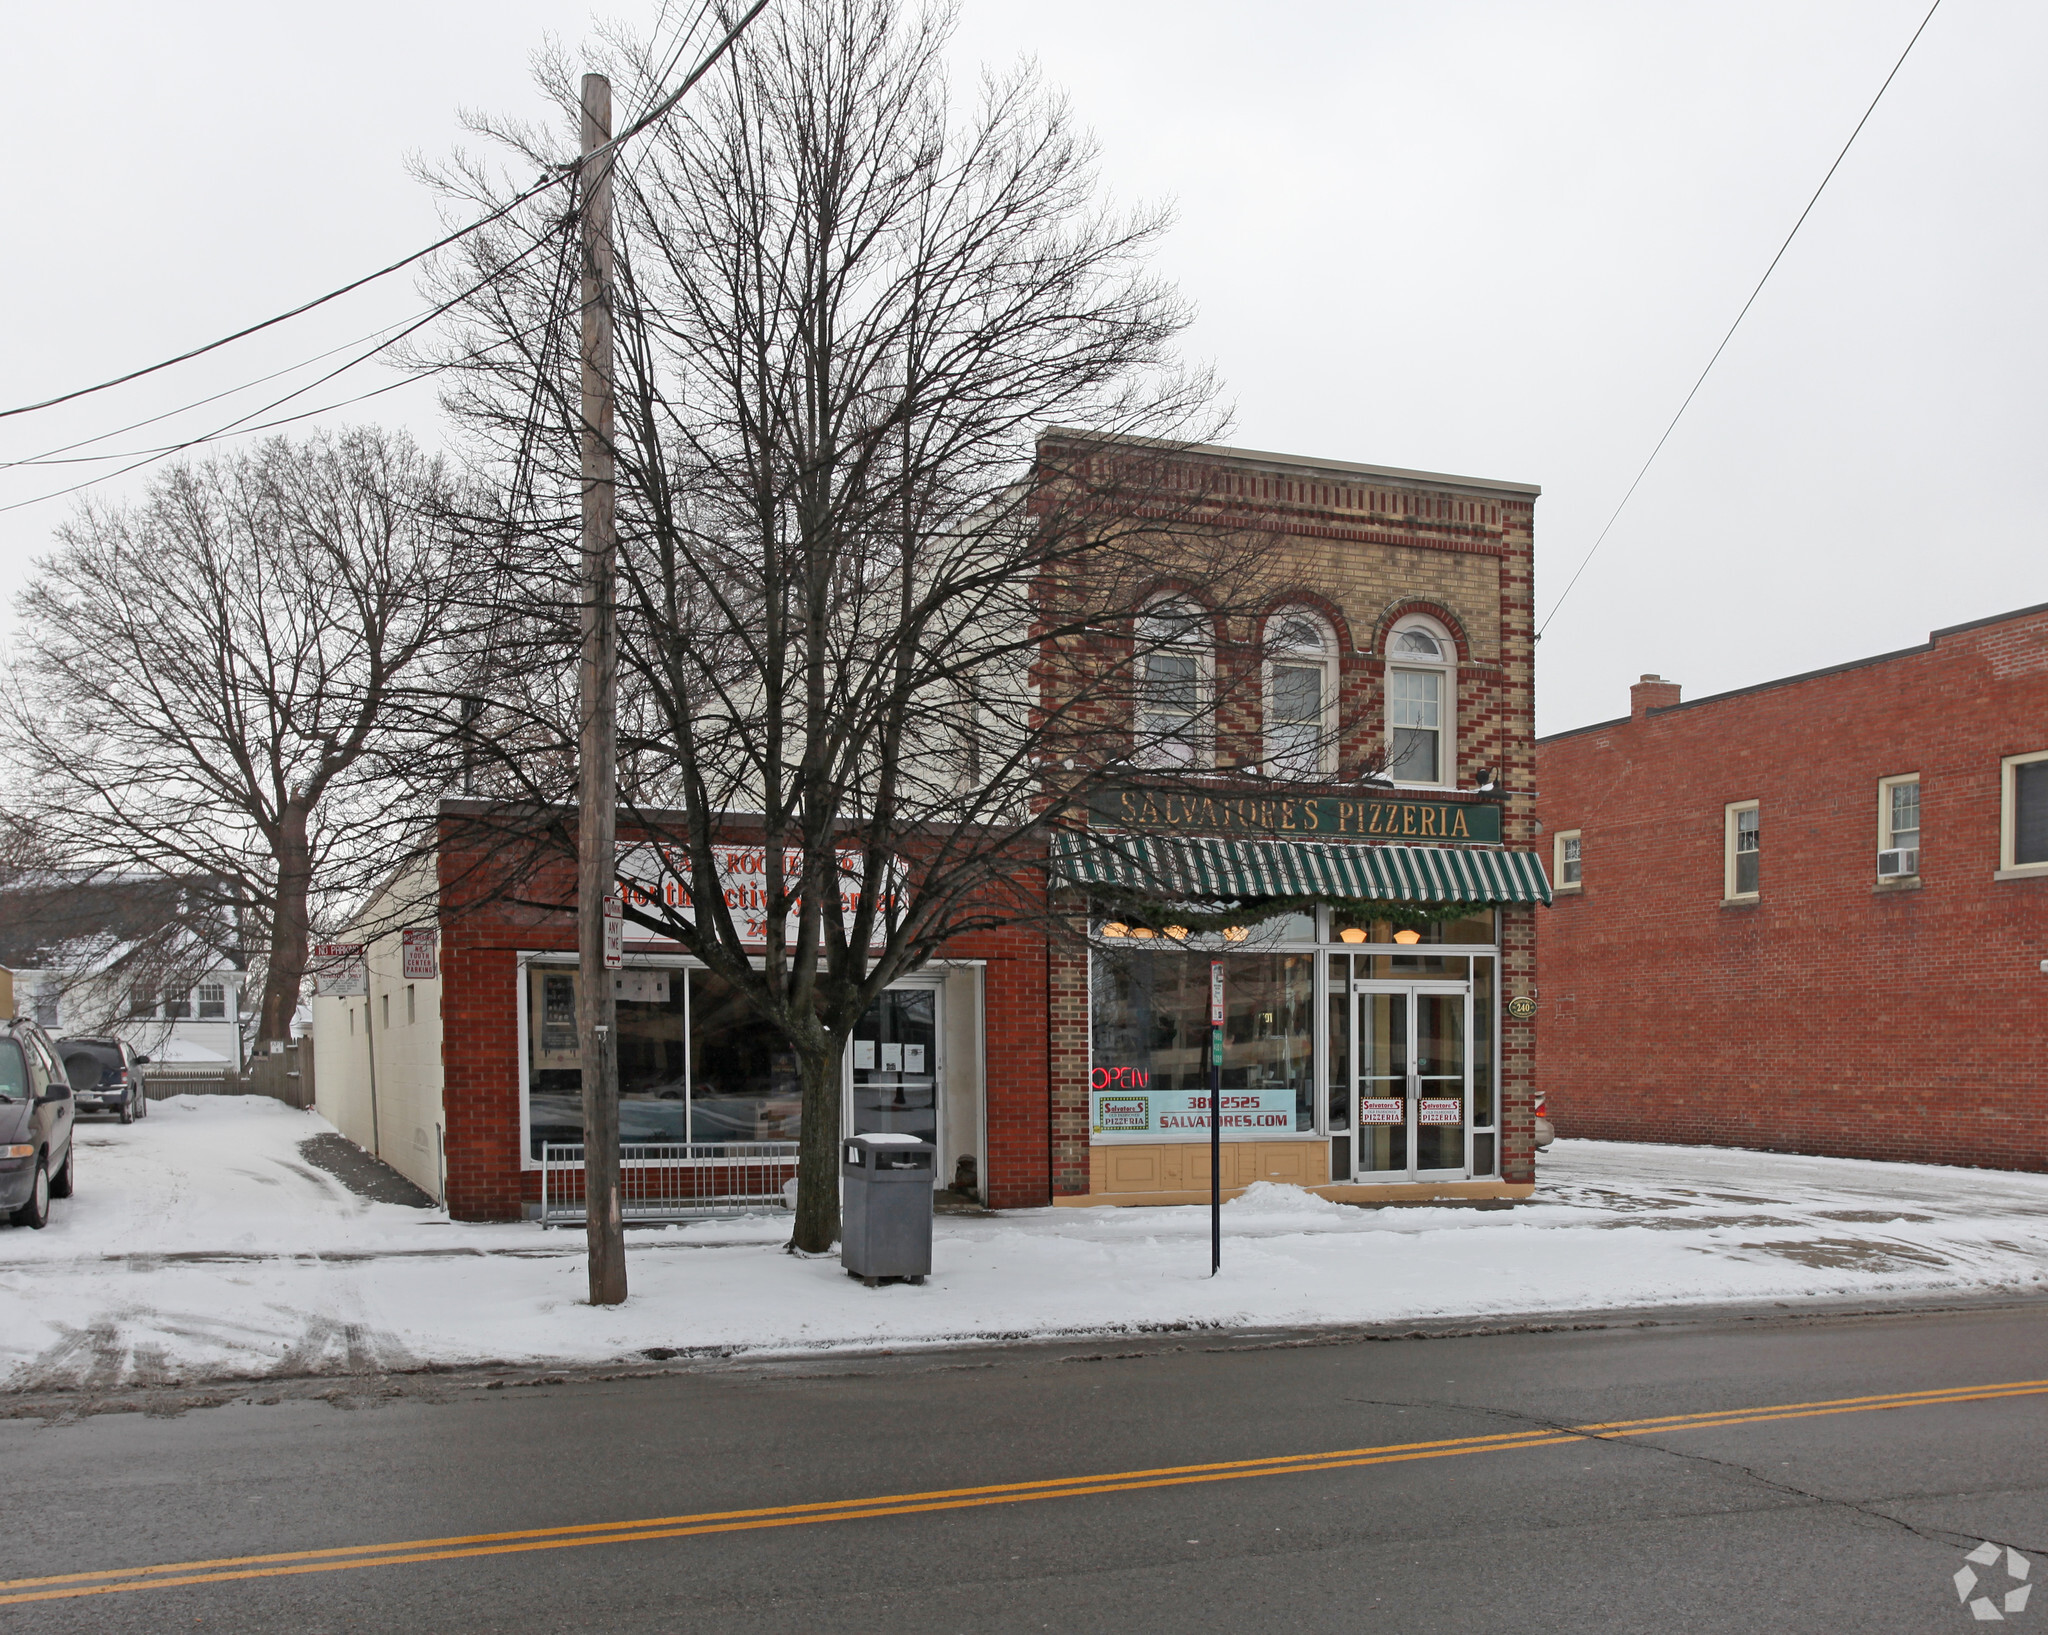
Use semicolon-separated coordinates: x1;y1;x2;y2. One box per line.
1209;959;1224;1276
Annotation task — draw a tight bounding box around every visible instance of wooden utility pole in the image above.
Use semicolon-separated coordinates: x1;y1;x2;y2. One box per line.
577;71;625;1306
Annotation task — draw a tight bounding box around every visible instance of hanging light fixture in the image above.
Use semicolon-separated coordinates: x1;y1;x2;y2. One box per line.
1339;927;1368;944
1222;925;1249;943
1163;925;1189;941
1392;927;1423;946
1100;922;1129;939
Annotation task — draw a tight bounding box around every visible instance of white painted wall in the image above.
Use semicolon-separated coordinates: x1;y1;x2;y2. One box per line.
311;858;446;1201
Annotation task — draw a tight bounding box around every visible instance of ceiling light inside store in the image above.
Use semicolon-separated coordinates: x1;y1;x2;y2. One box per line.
1393;928;1423;945
1163;925;1188;941
1339;928;1367;944
1223;926;1249;942
1100;923;1128;939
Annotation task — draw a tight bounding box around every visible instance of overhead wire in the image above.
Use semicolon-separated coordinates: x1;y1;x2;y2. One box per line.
1;314;425;470
0;168;571;424
0;0;766;522
0;211;573;517
1533;0;1946;638
0;0;760;430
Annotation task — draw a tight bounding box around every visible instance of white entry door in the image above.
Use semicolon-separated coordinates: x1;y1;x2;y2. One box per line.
1352;985;1469;1181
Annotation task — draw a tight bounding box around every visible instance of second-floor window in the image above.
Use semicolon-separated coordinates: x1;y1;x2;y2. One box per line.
164;991;193;1020
1878;774;1920;879
1135;599;1209;769
1555;831;1582;889
1725;801;1761;899
2003;750;2048;876
198;983;227;1020
1265;610;1336;778
1386;618;1454;785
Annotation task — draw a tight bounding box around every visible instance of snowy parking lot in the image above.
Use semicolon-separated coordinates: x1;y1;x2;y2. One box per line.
4;1096;2047;1391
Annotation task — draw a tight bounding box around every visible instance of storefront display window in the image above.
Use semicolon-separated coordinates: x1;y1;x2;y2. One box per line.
526;966;689;1155
1328;908;1496;945
1089;949;1316;1138
525;965;801;1156
1091;907;1505;1180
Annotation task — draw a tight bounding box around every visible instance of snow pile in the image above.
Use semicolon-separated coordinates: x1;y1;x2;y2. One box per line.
3;1100;2047;1390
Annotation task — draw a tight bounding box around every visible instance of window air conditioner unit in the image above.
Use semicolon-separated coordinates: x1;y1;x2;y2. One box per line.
1877;848;1919;879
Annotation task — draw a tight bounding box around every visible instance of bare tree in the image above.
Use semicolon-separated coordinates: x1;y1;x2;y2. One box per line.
427;0;1348;1254
3;428;461;1048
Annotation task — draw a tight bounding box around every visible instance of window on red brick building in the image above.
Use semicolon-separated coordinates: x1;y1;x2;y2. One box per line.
1724;802;1761;899
1877;774;1920;879
1554;830;1582;890
2002;751;2048;876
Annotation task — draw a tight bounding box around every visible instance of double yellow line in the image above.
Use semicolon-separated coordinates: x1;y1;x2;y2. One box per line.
4;1376;2042;1607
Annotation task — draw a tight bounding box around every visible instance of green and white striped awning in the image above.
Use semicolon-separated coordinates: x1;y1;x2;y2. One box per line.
1049;829;1553;907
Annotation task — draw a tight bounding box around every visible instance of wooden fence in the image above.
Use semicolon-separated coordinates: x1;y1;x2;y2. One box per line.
145;1041;315;1110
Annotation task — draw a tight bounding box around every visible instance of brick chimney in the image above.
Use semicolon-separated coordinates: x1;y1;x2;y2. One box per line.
1631;673;1681;720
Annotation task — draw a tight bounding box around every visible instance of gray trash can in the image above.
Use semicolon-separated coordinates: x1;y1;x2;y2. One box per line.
841;1133;934;1285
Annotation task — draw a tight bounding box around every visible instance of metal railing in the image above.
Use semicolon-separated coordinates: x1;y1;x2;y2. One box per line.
538;1141;799;1224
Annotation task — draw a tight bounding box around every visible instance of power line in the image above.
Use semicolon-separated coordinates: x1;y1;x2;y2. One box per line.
1535;0;1945;640
1;314;422;470
0;169;569;425
0;217;572;517
0;0;767;429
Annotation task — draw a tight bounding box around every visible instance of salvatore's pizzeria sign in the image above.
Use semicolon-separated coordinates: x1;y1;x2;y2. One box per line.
1090;1079;1295;1138
1089;787;1501;846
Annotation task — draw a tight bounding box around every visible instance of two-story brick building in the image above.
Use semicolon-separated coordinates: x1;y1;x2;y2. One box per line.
1535;601;2048;1171
317;435;1553;1218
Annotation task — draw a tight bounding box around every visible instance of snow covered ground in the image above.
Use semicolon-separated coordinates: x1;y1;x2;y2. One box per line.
5;1096;2047;1391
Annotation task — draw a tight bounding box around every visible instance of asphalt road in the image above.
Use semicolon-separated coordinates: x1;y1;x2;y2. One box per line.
3;1299;2043;1634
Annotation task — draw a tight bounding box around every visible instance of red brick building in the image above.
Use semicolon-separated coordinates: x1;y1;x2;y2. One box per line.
1535;601;2048;1171
315;437;1553;1219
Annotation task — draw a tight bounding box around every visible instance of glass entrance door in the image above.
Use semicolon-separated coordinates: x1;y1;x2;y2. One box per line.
1352;986;1468;1180
847;986;942;1154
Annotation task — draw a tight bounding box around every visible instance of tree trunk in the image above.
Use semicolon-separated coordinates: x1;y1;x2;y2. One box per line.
260;803;314;1046
790;1037;843;1254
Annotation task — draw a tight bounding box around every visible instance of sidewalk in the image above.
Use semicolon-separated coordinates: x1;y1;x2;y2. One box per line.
4;1096;2046;1390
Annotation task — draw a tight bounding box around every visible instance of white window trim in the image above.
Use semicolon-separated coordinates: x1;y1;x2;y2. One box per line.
1876;772;1920;880
1134;599;1213;771
1552;829;1583;893
1262;608;1338;779
1385;616;1456;789
1723;800;1760;902
1998;749;2048;879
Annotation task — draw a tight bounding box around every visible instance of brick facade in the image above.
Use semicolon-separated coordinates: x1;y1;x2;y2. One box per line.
1039;436;1544;1197
429;435;1547;1220
1535;603;2048;1171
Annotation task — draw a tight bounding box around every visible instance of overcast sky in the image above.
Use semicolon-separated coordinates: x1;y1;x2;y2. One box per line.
4;0;2041;733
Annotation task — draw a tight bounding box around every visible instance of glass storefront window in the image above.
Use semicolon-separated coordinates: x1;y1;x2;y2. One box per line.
1089;949;1315;1138
527;966;690;1155
525;965;802;1156
689;969;803;1144
1327;908;1496;945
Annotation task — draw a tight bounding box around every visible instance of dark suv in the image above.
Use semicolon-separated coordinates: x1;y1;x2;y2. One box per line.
1;1018;76;1229
56;1037;149;1124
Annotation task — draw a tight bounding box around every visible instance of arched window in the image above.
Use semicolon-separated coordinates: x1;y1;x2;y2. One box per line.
1264;609;1337;778
1385;615;1455;786
1134;597;1209;768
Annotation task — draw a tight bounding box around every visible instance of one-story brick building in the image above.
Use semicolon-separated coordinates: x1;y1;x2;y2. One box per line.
316;437;1553;1218
1535;600;2048;1171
